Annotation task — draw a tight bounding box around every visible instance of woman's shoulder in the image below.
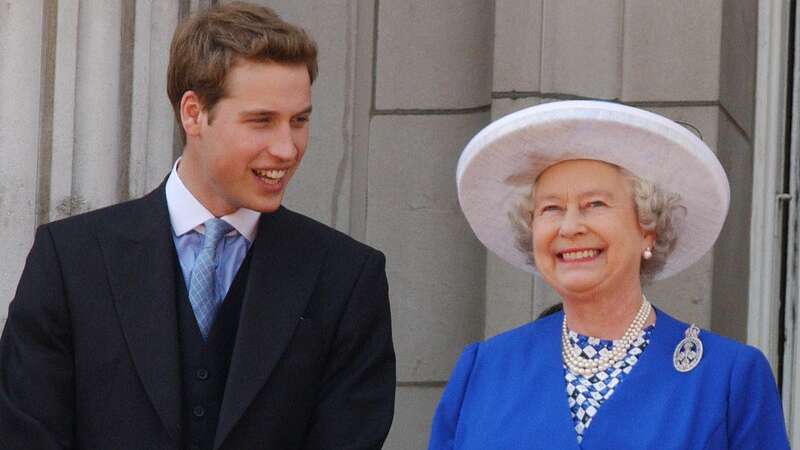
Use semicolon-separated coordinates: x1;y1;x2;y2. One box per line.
655;310;770;370
655;312;788;447
463;312;562;362
442;313;562;394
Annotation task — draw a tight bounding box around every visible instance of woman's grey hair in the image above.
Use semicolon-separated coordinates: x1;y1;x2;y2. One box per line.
509;166;685;281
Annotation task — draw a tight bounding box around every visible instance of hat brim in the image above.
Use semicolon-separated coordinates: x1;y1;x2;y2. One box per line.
456;101;730;281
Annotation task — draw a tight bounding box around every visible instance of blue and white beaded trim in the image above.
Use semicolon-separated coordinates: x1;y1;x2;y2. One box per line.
564;325;654;443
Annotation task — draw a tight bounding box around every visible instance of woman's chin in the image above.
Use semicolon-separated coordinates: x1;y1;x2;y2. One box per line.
551;275;606;297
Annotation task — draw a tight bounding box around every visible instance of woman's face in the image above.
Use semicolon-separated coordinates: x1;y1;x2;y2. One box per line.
531;160;653;298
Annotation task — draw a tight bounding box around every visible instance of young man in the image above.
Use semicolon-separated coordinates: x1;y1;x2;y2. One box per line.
0;3;395;449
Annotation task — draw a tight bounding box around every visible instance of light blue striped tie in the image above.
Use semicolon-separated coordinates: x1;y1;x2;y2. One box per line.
188;218;233;339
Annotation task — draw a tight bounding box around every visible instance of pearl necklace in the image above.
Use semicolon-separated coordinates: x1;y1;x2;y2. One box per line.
561;298;652;378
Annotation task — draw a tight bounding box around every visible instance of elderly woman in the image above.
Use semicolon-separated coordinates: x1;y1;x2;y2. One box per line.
428;101;789;449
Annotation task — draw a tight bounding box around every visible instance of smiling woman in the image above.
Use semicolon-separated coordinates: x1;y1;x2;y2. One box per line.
428;101;790;449
511;163;683;282
530;160;653;309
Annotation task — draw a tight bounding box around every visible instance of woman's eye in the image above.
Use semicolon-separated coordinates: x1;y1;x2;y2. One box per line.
539;205;561;214
587;200;607;208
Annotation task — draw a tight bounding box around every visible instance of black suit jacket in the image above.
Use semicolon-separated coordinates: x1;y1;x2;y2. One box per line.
0;183;396;449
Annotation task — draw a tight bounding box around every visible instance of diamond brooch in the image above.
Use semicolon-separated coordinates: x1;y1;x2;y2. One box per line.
673;324;703;372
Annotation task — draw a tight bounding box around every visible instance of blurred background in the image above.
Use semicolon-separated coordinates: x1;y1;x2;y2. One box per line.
1;1;798;448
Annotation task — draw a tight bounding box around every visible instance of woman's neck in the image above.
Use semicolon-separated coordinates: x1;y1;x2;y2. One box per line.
561;284;654;340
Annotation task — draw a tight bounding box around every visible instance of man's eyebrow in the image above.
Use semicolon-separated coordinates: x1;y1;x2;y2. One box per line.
239;106;313;118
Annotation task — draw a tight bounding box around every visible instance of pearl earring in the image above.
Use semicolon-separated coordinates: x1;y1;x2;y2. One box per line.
643;247;653;260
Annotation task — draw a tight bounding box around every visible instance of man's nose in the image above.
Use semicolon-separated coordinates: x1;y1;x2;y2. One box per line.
558;206;586;237
268;124;298;161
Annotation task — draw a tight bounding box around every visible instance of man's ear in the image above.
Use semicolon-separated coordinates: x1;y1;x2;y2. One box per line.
180;91;204;138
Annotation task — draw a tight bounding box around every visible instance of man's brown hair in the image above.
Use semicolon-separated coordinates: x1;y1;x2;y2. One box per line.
167;1;318;143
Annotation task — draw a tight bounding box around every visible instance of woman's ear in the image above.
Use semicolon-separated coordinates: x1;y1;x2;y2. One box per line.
643;231;656;252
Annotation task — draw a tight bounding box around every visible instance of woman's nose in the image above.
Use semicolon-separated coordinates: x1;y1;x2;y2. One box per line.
558;206;586;237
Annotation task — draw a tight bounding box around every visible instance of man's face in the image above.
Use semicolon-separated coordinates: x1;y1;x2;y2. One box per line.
180;60;312;216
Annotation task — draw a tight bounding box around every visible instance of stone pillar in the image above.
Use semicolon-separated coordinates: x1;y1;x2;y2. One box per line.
129;0;181;198
712;0;759;342
0;0;46;328
71;0;129;213
369;2;493;448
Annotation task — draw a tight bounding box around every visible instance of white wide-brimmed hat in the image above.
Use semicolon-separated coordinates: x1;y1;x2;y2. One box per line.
457;100;730;280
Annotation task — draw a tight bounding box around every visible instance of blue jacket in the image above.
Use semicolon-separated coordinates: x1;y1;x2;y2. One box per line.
429;309;788;449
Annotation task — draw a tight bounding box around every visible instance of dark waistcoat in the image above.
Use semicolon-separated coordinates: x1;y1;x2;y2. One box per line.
176;253;252;450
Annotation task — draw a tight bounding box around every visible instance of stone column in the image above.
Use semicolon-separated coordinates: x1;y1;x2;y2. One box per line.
369;2;493;448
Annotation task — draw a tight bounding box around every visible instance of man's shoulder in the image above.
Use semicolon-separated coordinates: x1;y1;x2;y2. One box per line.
44;190;163;239
276;206;383;259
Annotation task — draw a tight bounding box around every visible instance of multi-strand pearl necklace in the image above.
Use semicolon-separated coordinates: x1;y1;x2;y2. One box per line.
561;298;652;378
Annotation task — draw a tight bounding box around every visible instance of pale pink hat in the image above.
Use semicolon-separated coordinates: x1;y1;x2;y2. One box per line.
456;100;730;280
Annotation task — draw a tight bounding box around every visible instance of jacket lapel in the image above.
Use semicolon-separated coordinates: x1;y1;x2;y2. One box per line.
214;208;326;449
98;185;182;442
532;313;582;449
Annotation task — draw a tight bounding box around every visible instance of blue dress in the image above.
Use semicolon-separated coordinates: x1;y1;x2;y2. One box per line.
428;309;789;449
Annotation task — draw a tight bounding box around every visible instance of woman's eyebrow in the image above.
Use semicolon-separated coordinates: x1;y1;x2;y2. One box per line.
533;194;561;204
535;190;614;202
579;189;615;199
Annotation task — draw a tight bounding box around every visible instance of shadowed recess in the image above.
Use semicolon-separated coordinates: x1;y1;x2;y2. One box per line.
37;0;58;226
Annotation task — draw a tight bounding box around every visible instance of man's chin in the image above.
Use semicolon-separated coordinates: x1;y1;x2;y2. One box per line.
248;203;282;213
247;195;285;213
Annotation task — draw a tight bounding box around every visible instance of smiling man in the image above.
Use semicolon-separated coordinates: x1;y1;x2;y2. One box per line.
0;3;395;450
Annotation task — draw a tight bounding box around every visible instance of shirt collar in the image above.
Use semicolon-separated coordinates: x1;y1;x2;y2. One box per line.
165;158;260;242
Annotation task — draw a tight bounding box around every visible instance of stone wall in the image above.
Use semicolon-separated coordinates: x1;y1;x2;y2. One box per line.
711;0;758;344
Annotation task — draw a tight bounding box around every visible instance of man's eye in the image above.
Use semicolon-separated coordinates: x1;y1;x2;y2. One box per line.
293;116;310;125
